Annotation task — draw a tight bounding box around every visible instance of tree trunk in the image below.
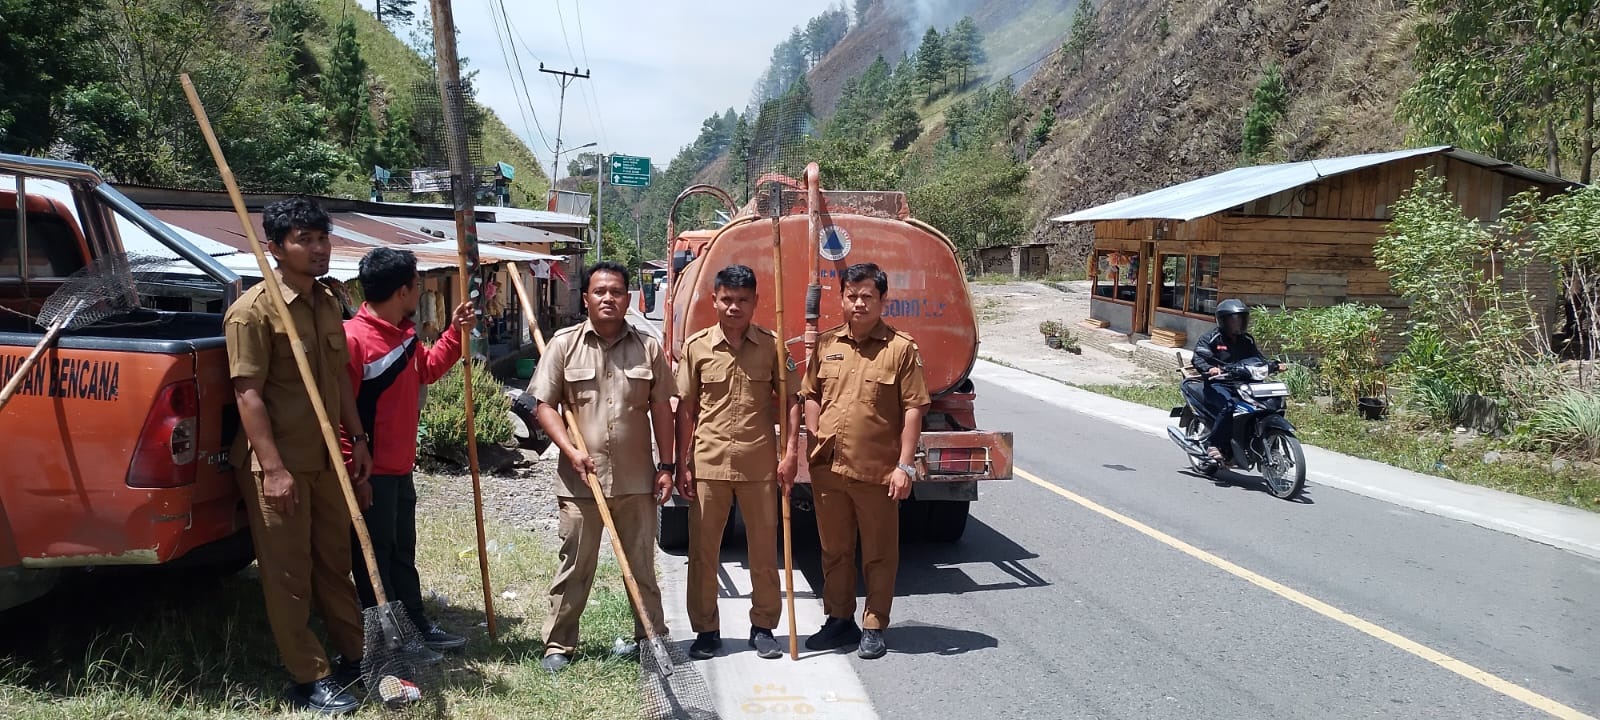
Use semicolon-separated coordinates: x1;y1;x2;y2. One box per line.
1583;82;1596;185
1545;86;1562;177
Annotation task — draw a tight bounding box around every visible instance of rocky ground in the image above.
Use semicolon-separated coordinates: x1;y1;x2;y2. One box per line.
417;444;564;540
971;280;1159;386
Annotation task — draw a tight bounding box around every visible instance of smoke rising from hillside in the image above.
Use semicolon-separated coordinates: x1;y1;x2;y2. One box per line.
899;0;984;48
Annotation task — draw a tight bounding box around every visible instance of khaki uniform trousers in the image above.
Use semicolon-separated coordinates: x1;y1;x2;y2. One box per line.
543;493;667;656
238;469;366;684
687;479;781;633
811;464;899;630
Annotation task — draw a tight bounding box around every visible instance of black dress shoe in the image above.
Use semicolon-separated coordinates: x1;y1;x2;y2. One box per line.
286;677;362;715
803;617;861;651
330;655;363;690
749;627;782;659
541;653;571;673
857;629;887;659
420;623;467;651
688;631;722;660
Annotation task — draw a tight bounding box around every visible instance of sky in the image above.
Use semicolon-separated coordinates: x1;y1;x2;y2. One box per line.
442;0;837;183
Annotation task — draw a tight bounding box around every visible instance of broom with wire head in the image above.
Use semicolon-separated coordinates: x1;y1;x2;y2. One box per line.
0;253;166;414
180;75;438;706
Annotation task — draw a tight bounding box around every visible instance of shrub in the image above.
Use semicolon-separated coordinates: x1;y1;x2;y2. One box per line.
420;360;513;457
1525;391;1600;457
1058;326;1081;354
1039;319;1066;337
1250;303;1385;408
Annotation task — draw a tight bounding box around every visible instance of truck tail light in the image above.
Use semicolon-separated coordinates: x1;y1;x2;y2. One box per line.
925;448;978;475
127;380;199;488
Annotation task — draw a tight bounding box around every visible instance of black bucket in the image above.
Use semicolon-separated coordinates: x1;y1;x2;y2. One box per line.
1357;396;1388;420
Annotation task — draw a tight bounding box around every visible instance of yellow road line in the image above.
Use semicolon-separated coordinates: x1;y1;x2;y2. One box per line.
1013;466;1596;720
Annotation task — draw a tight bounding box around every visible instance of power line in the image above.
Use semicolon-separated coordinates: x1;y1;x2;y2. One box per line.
552;0;579;68
485;0;547;156
494;0;559;154
572;0;609;148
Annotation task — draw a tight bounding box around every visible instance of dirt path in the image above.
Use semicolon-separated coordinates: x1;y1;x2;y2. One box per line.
972;280;1157;386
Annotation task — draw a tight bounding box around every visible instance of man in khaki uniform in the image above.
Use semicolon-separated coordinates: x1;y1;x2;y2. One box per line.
227;198;374;714
674;264;800;660
800;262;930;660
528;260;676;673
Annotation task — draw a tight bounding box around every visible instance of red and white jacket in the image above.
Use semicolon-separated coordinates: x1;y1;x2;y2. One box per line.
342;304;462;476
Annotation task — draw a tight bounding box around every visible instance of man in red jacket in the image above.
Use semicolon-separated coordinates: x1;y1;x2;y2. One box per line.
344;247;474;652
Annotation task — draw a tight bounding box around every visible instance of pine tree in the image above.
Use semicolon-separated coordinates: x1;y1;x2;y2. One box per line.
854;0;874;25
1240;63;1289;163
267;0;315;97
374;0;415;28
1063;0;1099;72
325;16;371;146
946;17;984;87
916;28;945;99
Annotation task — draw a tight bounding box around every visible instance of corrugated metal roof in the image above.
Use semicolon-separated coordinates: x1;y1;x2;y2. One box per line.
380;202;590;227
408;240;559;262
1051;146;1576;223
379;216;573;249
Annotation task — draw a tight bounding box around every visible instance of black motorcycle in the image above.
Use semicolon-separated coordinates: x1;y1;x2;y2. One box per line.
1166;356;1306;500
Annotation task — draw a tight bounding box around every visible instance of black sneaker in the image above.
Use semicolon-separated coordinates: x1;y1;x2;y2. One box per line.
803;617;861;651
857;629;887;659
286;677;361;715
329;655;363;690
749;627;782;659
420;623;467;652
688;631;722;660
540;652;571;673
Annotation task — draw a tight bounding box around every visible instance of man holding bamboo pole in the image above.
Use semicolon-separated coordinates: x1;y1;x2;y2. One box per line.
527;260;676;673
226;198;371;713
674;264;800;661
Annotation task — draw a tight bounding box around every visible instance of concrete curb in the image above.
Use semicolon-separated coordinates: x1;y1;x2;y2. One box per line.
970;359;1600;562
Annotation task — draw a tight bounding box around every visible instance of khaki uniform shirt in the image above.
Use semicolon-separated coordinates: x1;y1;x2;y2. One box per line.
225;274;349;472
676;323;800;483
530;320;673;497
801;320;931;483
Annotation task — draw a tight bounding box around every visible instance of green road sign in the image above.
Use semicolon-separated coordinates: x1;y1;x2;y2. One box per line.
610;154;651;187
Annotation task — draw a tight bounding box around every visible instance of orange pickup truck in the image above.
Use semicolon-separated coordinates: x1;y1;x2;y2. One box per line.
0;154;248;611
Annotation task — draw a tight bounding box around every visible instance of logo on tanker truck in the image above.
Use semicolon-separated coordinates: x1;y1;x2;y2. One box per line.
818;226;852;261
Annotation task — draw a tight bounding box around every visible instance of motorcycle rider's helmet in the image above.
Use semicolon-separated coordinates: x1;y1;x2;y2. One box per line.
1215;298;1249;336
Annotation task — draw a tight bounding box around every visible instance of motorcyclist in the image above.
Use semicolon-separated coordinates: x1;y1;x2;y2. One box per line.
1190;299;1285;463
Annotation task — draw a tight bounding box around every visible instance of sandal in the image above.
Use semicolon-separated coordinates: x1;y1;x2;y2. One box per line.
1206;446;1224;462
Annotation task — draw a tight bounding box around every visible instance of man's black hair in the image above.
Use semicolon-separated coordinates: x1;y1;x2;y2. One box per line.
713;264;757;292
582;260;631;292
262;196;331;246
841;262;888;295
358;247;418;303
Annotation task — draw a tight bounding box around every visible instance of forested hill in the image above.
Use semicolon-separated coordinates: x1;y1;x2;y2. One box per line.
627;0;1593;270
0;0;548;204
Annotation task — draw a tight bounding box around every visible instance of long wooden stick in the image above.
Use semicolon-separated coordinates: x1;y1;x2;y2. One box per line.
772;216;799;660
179;75;386;603
0;321;64;414
428;0;496;640
507;266;670;655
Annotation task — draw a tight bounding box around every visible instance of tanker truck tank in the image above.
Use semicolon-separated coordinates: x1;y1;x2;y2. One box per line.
657;169;1013;549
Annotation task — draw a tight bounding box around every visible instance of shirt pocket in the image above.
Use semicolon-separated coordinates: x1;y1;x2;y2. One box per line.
623;365;654;408
863;367;897;405
564;367;598;406
324;332;348;366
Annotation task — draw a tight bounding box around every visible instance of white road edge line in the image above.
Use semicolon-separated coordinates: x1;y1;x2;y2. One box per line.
971;358;1600;562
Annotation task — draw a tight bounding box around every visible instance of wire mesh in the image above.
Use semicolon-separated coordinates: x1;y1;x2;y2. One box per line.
360;602;444;714
411;78;485;173
742;78;815;218
640;637;720;720
36;253;169;330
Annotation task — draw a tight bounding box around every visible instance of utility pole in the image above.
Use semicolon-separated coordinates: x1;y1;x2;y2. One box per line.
595;151;606;262
539;64;590;185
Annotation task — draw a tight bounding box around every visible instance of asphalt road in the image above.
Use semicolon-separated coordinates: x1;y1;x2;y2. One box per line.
789;378;1600;719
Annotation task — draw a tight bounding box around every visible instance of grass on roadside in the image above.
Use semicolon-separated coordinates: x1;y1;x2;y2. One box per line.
0;508;640;720
1079;382;1600;511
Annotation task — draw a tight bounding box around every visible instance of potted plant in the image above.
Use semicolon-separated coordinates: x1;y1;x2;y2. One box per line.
1039;320;1065;349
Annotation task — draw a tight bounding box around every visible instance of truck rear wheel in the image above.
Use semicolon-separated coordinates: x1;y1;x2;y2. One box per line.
922;500;970;543
899;499;970;543
658;504;690;551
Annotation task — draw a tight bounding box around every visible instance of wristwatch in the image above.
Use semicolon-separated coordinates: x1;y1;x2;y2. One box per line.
657;462;677;473
351;432;372;445
896;463;919;481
